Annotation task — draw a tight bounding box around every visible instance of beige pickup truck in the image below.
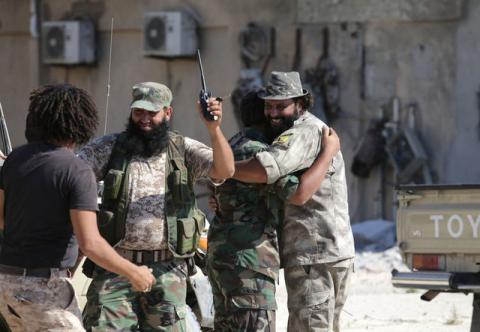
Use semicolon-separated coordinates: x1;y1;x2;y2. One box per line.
391;184;480;330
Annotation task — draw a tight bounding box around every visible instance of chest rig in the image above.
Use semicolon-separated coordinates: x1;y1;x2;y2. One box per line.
83;132;205;277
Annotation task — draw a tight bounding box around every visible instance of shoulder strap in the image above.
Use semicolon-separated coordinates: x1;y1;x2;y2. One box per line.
166;131;188;199
108;132;130;173
101;132;131;211
167;131;186;167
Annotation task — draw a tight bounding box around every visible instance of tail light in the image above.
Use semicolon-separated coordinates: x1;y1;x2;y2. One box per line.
412;254;446;271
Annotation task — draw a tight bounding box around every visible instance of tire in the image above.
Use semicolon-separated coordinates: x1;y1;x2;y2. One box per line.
471;293;480;332
0;312;11;332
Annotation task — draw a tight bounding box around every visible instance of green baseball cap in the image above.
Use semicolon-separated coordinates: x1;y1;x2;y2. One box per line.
130;82;172;112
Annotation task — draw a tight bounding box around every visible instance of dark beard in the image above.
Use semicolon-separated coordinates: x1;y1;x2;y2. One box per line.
265;112;299;143
123;117;170;158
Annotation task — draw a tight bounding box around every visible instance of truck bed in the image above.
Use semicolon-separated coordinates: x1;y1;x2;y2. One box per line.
397;185;480;257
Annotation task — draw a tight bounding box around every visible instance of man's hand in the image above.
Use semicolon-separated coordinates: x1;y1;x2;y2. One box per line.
322;127;340;156
127;265;156;292
201;97;235;180
197;97;223;132
208;195;219;212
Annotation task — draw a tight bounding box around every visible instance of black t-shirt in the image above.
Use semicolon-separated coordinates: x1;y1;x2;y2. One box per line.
0;142;98;268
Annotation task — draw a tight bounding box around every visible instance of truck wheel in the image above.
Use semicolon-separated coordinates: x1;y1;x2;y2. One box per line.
471;293;480;332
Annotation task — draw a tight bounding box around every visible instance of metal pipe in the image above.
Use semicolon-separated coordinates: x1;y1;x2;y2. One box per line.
456;284;480;290
391;270;452;289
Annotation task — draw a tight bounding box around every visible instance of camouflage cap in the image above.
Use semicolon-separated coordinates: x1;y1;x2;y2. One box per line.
258;71;308;100
130;82;172;112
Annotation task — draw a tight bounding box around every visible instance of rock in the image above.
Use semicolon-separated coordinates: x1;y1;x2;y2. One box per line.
352;219;396;251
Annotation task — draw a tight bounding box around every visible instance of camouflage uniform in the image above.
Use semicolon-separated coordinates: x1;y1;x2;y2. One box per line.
207;127;298;332
0;269;84;331
256;111;355;332
78;133;214;331
83;259;188;331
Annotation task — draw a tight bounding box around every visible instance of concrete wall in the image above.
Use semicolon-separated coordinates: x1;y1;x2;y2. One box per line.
0;0;478;223
33;0;301;145
0;0;39;145
357;22;457;220
448;0;480;182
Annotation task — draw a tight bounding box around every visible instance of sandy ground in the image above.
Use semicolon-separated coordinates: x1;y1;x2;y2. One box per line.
275;247;474;331
73;247;474;331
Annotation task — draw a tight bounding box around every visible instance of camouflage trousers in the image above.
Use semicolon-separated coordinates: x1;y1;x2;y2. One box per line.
207;264;277;332
0;269;84;332
284;259;353;332
83;259;188;332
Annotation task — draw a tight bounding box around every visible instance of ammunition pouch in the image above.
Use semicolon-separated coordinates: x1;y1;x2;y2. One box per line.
97;155;129;246
97;209;115;244
176;212;205;256
102;169;125;207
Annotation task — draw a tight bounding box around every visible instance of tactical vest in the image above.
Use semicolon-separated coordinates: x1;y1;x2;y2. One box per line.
83;131;205;277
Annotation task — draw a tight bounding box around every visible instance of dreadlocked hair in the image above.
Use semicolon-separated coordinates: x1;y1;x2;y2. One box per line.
25;84;99;145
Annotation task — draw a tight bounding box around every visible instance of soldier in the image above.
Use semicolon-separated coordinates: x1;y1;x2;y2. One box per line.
235;72;355;332
207;90;342;331
79;82;234;331
0;84;155;331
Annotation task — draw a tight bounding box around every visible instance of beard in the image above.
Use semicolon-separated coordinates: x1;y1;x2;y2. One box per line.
123;117;170;158
265;110;300;143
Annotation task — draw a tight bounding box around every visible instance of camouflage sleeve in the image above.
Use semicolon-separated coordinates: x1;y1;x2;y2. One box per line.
76;134;118;181
184;137;213;182
256;124;322;184
271;174;300;201
234;140;268;161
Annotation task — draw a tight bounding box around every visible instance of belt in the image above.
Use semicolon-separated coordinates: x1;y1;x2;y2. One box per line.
115;248;173;264
0;264;69;279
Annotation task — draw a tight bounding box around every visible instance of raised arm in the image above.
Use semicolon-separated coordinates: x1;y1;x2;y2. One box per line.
288;127;340;205
198;98;235;180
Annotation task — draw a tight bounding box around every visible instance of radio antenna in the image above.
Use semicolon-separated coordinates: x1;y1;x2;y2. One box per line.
104;17;114;135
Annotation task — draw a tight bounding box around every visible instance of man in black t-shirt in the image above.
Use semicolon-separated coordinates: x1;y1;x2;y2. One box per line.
0;84;156;331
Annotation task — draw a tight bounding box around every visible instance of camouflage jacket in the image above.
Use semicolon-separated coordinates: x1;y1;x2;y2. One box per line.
256;112;355;267
208;127;298;280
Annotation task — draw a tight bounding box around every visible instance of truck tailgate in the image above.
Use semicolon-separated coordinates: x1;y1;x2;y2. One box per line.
397;185;480;254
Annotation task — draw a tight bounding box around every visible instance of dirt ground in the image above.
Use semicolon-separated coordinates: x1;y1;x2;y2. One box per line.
276;248;474;331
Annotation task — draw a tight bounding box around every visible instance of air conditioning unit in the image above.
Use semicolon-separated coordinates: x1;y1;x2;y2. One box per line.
42;20;95;65
144;11;198;57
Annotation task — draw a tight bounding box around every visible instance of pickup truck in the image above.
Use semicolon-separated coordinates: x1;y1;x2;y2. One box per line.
391;184;480;331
